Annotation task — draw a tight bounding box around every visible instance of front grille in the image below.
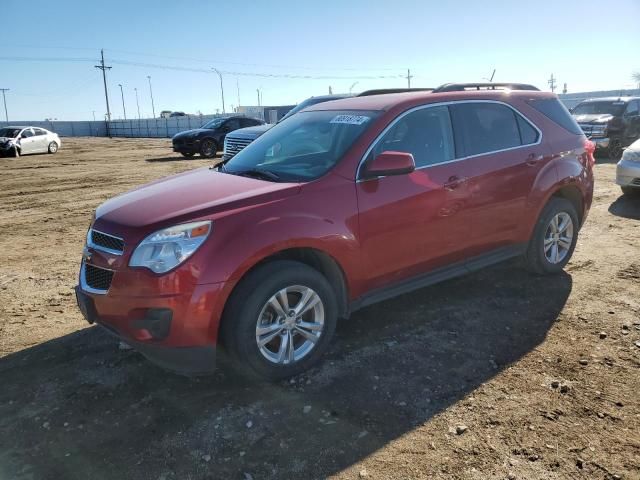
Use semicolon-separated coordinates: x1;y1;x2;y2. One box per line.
223;136;253;160
578;123;606;138
84;264;114;291
90;229;124;253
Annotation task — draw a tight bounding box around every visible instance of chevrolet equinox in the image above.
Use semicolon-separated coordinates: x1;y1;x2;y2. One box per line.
76;83;594;379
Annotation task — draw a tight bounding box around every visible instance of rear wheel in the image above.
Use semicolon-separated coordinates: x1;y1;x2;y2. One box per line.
221;260;337;380
199;139;217;158
525;197;579;275
48;141;58;154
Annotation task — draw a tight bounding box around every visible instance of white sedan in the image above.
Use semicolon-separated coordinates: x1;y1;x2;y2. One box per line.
616;138;640;195
0;126;61;157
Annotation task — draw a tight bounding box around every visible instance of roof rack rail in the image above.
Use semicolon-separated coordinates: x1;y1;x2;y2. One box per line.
357;88;433;97
432;83;540;93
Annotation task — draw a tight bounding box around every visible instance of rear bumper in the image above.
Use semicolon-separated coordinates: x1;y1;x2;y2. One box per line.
616;159;640;187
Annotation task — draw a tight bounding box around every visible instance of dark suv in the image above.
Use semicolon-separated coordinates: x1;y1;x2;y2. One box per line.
76;83;594;380
172;115;264;158
571;96;640;159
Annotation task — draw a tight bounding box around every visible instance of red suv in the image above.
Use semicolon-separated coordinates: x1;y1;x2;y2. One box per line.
76;83;594;379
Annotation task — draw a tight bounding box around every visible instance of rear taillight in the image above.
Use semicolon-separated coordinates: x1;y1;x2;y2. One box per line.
584;139;596;167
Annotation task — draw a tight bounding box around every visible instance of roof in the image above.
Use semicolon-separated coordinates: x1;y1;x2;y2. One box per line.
579;97;639;103
3;126;29;129
305;89;557;113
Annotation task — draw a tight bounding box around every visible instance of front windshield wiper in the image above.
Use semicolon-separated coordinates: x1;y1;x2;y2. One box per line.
233;168;282;182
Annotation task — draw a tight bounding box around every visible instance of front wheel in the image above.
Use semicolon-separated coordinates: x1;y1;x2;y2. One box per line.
608;138;623;160
221;260;337;380
524;197;579;275
199;139;217;158
48;141;58;154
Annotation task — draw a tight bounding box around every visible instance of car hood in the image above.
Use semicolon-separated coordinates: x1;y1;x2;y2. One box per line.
95;167;300;230
173;129;211;139
225;124;272;140
572;113;614;124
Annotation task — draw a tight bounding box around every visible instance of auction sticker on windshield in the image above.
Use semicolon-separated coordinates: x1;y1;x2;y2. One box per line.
330;115;370;125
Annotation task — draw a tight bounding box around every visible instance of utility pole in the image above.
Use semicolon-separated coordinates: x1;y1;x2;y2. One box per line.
212;68;225;114
118;83;127;120
256;88;261;106
236;78;241;107
562;83;568;95
406;69;413;88
92;111;96;121
0;88;9;124
147;76;156;118
134;88;141;119
548;73;557;93
94;50;112;128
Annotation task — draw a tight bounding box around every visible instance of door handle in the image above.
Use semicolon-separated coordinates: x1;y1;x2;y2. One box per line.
526;153;543;166
443;175;467;190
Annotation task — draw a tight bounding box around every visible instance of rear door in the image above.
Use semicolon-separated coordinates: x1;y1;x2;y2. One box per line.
449;101;545;254
32;128;49;152
356;104;476;291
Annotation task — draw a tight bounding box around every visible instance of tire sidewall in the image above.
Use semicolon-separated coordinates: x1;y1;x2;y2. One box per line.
225;262;338;380
48;141;58;153
529;198;579;274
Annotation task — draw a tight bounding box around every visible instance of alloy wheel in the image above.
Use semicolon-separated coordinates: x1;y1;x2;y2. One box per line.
543;212;574;264
255;285;325;365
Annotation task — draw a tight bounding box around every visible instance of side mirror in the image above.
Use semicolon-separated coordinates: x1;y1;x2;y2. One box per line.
364;151;415;178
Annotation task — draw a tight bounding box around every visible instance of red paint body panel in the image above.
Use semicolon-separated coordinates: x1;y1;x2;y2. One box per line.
78;89;594;371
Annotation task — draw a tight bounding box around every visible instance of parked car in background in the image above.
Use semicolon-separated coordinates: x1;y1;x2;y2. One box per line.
222;94;352;161
76;83;594;380
160;110;172;119
616;138;640;195
169;111;187;117
571;96;640;159
0;126;61;158
172;116;264;158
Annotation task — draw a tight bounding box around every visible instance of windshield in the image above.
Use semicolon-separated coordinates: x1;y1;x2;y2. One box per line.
224;110;379;182
572;101;626;116
202;118;225;129
0;128;20;138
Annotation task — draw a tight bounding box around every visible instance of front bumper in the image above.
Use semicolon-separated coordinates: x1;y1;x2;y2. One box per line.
172;138;199;154
590;137;610;150
616;159;640;188
75;261;226;375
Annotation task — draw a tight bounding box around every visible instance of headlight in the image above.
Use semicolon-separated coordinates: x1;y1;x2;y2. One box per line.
622;148;640;163
129;221;211;273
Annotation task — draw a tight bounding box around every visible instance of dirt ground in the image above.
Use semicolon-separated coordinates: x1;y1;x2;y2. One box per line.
0;137;638;480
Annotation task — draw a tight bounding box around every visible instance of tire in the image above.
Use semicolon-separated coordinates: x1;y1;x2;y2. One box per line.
220;260;338;380
608;138;623;160
47;141;58;154
524;197;579;275
181;152;195;159
199;138;217;158
621;186;640;196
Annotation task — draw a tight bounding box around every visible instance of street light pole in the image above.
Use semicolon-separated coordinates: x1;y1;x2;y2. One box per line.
212;68;225;114
147;75;156;118
256;88;261;106
134;88;141;119
118;83;127;120
349;81;359;94
0;88;9;124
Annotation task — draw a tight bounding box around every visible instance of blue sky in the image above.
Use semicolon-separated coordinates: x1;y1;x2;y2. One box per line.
2;0;639;121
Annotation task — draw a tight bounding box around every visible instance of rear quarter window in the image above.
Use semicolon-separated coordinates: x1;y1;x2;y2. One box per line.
527;98;583;135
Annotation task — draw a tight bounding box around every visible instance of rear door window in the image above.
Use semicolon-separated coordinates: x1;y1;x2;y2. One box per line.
450;103;523;157
20;128;34;138
372;105;455;167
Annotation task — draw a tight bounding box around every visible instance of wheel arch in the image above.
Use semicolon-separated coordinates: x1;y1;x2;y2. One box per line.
550;184;585;226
